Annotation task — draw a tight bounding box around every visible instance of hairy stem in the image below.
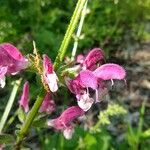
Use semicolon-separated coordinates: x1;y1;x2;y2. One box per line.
15;89;45;149
0;79;21;133
54;0;87;70
15;0;87;148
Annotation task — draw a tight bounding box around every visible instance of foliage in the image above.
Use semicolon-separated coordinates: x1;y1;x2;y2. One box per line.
91;103;127;133
0;0;150;57
0;0;150;149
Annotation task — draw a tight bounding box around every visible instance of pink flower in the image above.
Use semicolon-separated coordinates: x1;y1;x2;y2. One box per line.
43;54;58;92
67;70;97;111
0;43;28;88
47;106;84;139
76;54;85;64
93;63;126;81
82;48;105;70
0;43;28;73
67;48;126;111
19;81;29;113
39;93;55;114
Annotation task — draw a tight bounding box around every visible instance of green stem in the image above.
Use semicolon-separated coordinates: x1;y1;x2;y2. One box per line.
54;0;87;70
71;0;88;61
0;79;21;133
15;89;45;149
135;100;146;149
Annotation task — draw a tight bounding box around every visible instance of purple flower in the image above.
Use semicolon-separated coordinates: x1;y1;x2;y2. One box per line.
93;63;126;81
19;81;29;113
67;70;97;111
43;54;58;92
0;43;28;73
82;48;105;70
0;43;28;88
39;93;55;114
47;106;84;139
67;48;126;111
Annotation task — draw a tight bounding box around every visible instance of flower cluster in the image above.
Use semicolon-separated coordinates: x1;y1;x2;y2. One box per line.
66;48;126;111
47;48;126;139
0;42;126;140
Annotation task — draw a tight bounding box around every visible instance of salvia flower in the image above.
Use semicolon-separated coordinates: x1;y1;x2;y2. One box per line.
43;54;58;92
39;93;55;114
0;43;28;88
67;48;126;111
47;106;84;139
82;48;105;71
19;81;29;113
67;70;98;111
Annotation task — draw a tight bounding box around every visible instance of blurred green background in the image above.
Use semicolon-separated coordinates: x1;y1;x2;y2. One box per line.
0;0;150;149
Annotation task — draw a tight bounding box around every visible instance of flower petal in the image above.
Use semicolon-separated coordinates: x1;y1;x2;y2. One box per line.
77;93;94;111
83;48;105;70
0;76;6;88
0;43;25;61
43;54;53;74
93;63;126;80
47;73;58;92
63;126;74;140
79;70;98;90
0;66;7;88
48;106;84;130
19;81;29;113
76;54;85;64
0;43;28;73
39;93;55;114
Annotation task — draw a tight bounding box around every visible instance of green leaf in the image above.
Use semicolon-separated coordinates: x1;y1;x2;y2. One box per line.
17;108;26;123
0;134;15;144
142;128;150;138
32;116;47;128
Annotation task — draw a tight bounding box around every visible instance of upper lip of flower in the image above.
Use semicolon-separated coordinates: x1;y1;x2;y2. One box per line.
0;43;27;61
48;106;84;130
82;48;105;70
0;43;28;74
